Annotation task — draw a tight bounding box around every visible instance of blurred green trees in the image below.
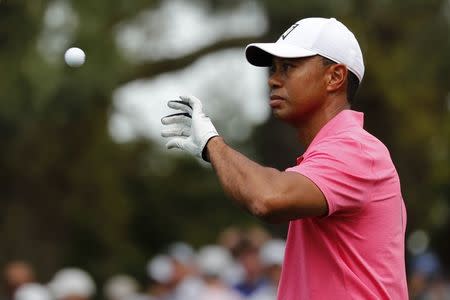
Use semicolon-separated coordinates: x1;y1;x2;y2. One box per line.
0;0;448;288
0;0;261;284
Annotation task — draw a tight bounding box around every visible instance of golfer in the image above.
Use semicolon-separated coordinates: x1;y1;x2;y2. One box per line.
161;17;408;299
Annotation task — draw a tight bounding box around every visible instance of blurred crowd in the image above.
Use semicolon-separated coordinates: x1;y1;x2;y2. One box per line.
408;251;450;300
1;226;285;300
2;226;450;300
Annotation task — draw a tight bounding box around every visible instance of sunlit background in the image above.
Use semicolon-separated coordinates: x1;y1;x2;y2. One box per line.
1;0;449;300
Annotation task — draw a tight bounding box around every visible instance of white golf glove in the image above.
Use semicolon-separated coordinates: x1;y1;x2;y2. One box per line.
161;95;219;161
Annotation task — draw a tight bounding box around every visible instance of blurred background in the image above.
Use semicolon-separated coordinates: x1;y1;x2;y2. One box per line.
0;0;449;299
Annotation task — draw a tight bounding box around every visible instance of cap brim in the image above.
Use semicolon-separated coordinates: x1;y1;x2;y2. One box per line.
245;43;317;66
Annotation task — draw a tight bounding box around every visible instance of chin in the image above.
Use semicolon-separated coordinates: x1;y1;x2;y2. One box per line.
272;105;289;118
273;110;304;126
272;109;283;120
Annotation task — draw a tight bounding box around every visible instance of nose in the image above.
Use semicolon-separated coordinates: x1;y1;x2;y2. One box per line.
268;71;282;89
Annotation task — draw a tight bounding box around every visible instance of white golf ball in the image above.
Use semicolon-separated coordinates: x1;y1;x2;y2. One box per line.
64;47;86;67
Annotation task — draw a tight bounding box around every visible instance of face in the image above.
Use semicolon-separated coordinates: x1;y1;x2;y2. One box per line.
268;55;329;125
4;262;34;295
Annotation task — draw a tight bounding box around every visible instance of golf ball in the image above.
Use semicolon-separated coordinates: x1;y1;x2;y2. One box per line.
64;47;86;67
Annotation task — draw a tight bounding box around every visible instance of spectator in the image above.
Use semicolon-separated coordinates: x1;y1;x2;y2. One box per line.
47;268;96;300
409;251;450;300
249;239;286;300
146;255;175;300
103;275;140;300
245;227;271;249
423;274;450;300
14;283;52;300
168;242;203;300
231;239;266;298
218;227;244;252
3;261;35;300
196;245;242;300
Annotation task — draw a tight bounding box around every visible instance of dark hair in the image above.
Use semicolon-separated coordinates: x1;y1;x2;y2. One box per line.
321;56;360;104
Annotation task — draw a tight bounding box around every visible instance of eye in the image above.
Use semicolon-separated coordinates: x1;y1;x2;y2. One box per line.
282;62;294;72
269;64;276;75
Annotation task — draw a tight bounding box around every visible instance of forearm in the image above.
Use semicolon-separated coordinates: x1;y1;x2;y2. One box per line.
161;96;327;222
206;136;281;218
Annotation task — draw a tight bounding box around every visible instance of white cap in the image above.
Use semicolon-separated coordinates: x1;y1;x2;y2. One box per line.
146;255;174;284
245;17;364;82
14;284;53;300
168;242;195;264
195;245;232;278
47;268;96;299
103;275;139;300
260;239;286;267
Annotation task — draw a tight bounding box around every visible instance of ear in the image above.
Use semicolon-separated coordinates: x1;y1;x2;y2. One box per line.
325;64;347;93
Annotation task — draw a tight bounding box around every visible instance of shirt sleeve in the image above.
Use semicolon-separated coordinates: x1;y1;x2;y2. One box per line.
286;138;376;216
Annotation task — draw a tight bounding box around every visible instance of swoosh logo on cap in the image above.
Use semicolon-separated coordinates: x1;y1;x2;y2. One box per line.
282;24;299;40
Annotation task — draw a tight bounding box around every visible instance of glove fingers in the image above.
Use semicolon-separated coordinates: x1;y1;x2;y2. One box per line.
167;100;193;114
166;137;186;150
161;126;191;137
180;95;203;112
161;113;192;125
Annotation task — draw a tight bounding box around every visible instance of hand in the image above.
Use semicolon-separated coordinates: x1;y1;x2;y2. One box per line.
161;95;219;161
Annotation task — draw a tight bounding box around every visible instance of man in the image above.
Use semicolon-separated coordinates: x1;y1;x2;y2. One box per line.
2;261;35;300
48;268;96;300
249;239;286;300
14;283;52;300
231;238;266;298
161;17;408;299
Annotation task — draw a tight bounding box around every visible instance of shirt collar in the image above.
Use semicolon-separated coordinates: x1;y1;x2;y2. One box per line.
296;110;364;164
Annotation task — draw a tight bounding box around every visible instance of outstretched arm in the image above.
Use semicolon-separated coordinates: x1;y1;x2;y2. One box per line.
161;96;327;223
206;137;327;223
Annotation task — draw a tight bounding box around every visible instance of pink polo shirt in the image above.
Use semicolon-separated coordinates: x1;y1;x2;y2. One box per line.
277;110;408;300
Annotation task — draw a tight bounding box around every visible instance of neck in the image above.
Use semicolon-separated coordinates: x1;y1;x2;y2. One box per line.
296;101;350;147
